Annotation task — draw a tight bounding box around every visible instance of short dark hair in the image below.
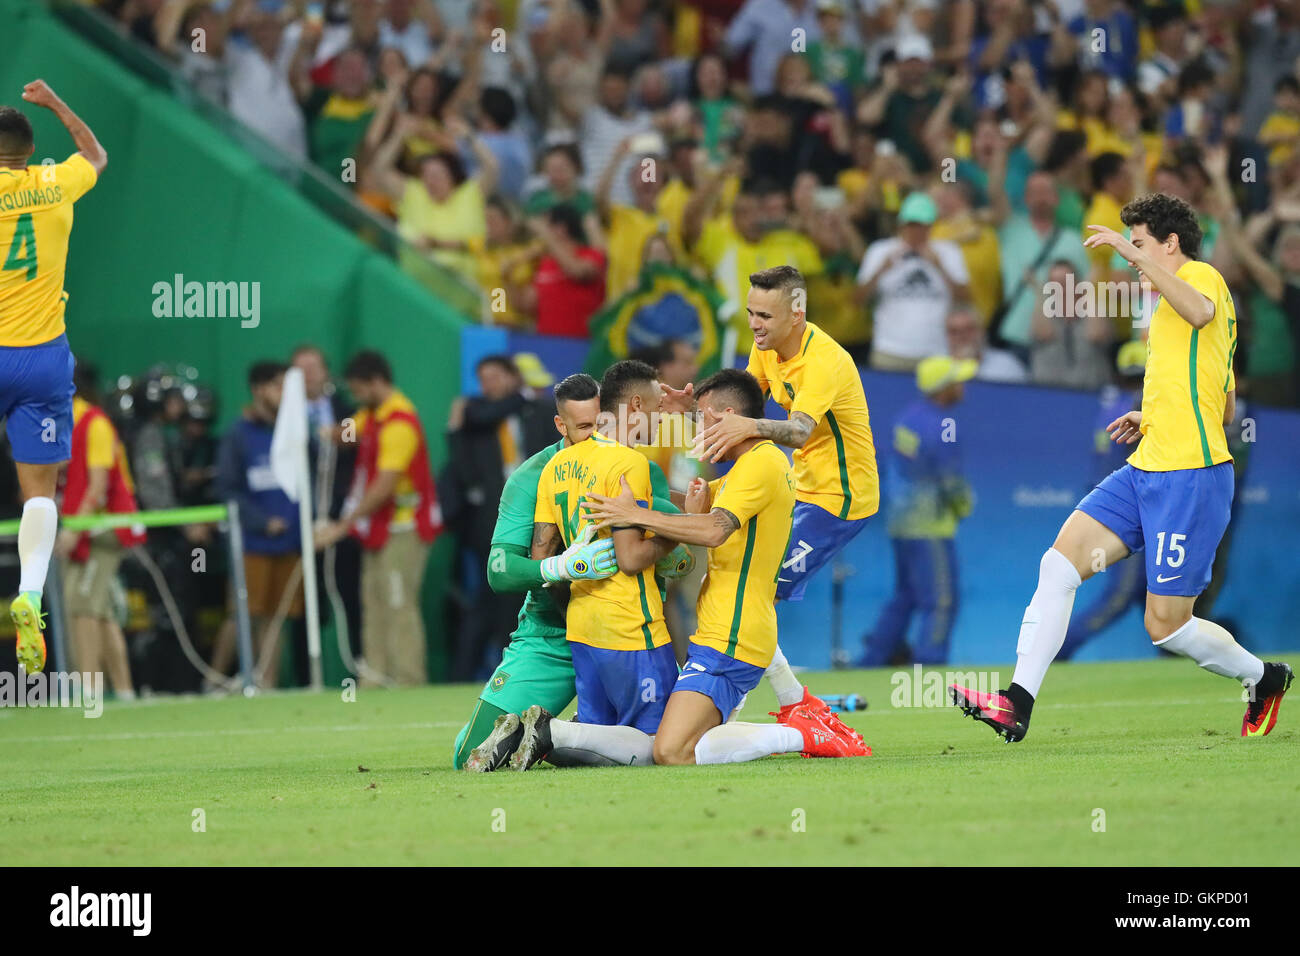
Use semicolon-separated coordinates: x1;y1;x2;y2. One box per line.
1090;151;1127;192
0;107;34;155
73;359;100;406
547;202;586;244
599;359;657;413
540;142;583;174
344;350;393;383
1277;75;1300;96
750;265;806;301
694;368;765;420
249;360;288;388
1120;192;1202;259
420;150;466;186
476;353;521;378
628;342;674;370
554;372;599;405
479;87;517;129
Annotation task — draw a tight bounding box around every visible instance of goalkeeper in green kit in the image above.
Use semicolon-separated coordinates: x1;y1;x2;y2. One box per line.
452;371;694;768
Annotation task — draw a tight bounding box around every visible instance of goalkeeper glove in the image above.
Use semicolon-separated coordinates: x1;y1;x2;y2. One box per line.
540;534;619;584
655;543;695;579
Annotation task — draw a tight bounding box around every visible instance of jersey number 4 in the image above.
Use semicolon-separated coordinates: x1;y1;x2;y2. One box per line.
3;213;37;281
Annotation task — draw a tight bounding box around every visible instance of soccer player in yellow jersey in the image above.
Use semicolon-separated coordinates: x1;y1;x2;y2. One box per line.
526;361;680;744
506;370;869;767
673;265;880;728
952;193;1293;742
0;80;108;674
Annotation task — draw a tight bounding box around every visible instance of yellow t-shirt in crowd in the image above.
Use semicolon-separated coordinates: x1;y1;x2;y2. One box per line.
1260;111;1300;168
534;431;670;652
1083;191;1126;274
747;322;879;521
0;154;98;347
396;177;485;276
1129;260;1236;472
606;199;685;299
694;218;824;353
931;215;1003;326
693;440;794;668
469;237;538;327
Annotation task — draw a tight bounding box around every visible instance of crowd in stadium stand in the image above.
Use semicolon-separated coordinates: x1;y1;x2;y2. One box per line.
42;0;1297;690
94;0;1300;405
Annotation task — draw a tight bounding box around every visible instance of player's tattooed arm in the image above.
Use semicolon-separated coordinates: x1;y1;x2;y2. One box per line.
530;522;563;561
755;411;816;449
711;508;740;536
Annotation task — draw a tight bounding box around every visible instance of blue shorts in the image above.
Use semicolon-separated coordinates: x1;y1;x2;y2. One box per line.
775;500;871;601
1076;462;1233;597
674;642;766;723
0;334;75;464
570;642;678;733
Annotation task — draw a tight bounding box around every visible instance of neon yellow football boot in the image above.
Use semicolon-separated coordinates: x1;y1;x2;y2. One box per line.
10;591;47;674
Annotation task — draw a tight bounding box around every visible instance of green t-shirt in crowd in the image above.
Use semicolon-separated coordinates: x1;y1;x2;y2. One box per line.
523;188;596;218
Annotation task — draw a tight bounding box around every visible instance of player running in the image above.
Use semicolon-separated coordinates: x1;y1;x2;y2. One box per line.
500;370;869;768
0;80;107;673
951;193;1292;741
663;264;880;726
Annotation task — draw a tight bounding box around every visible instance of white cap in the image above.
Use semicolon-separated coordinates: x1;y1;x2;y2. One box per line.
895;33;934;62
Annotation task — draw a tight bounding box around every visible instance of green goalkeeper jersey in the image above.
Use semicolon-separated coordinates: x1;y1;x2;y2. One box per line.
492;439;568;638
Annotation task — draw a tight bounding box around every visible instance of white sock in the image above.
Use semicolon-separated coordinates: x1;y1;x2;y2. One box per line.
1156;617;1265;685
694;721;804;764
764;645;804;707
550;720;655;766
1010;548;1082;699
17;497;58;595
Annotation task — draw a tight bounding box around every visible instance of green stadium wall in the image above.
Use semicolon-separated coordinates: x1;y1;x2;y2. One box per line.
4;0;467;684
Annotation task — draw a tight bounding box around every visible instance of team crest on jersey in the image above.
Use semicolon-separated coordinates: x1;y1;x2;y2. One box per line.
490;672;510;692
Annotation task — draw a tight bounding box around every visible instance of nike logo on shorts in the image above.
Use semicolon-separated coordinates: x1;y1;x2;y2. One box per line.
1156;574;1182;583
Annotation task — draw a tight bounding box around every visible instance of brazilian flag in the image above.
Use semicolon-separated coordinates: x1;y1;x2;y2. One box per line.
584;264;725;378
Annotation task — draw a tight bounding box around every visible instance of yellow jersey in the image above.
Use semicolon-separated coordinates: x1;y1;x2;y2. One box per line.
0;154;98;347
694;440;794;668
1129;260;1236;472
534;431;670;652
747;322;880;521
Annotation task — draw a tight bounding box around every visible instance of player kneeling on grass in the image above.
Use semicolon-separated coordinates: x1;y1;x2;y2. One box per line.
476;370;870;768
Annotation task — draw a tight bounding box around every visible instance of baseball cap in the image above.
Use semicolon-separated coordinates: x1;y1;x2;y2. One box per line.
895;34;934;63
514;352;555;389
917;355;978;394
1116;340;1148;376
898;191;938;225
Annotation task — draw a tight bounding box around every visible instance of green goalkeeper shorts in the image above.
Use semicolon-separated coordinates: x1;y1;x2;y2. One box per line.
452;624;577;767
477;630;576;715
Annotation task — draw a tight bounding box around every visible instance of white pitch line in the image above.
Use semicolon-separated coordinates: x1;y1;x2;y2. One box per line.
2;720;463;745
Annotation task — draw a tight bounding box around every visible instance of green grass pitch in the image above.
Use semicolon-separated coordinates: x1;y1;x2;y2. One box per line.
2;657;1295;866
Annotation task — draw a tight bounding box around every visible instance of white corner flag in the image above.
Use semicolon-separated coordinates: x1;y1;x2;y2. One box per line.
270;366;323;690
